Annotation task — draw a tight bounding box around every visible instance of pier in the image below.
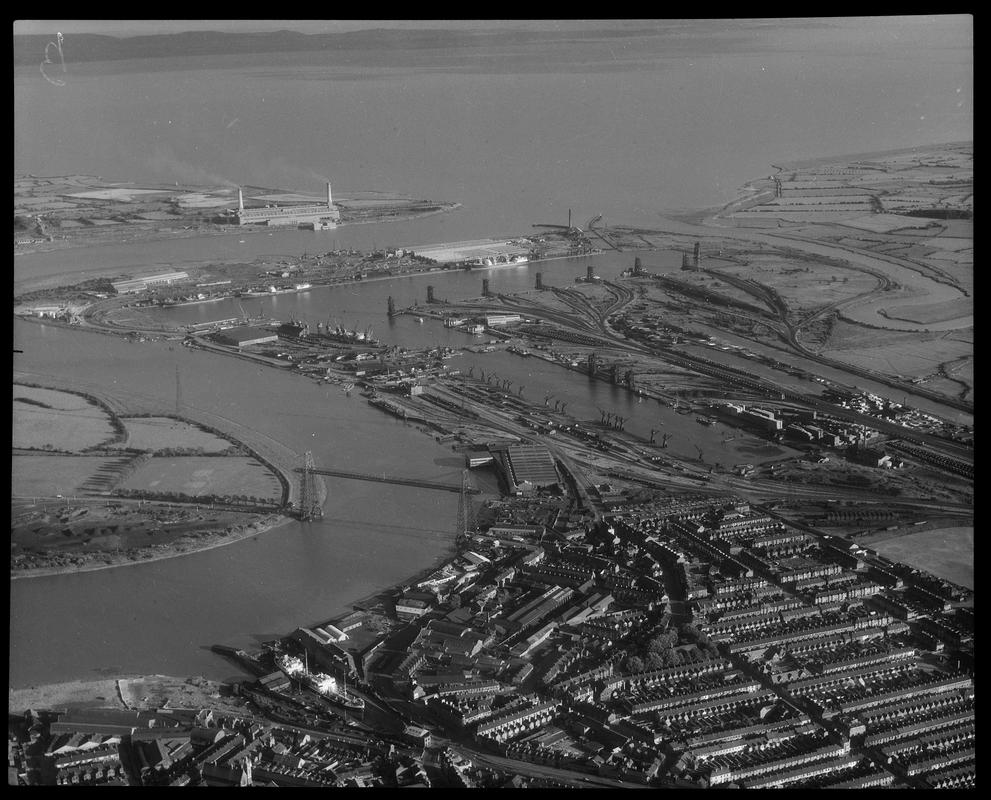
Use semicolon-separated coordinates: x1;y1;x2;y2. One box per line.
296;467;480;494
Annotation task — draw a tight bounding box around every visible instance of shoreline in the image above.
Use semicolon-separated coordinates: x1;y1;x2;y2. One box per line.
10;513;297;581
12;202;463;260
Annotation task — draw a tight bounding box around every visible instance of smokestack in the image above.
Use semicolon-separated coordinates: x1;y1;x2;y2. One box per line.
238;187;244;211
568;209;572;229
327;182;333;209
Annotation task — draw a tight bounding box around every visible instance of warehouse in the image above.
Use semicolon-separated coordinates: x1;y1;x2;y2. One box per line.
502;444;560;494
213;326;279;348
111;271;190;294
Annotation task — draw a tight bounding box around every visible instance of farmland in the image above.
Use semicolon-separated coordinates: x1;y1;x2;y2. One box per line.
12;384;118;451
10;455;130;498
11;380;291;576
118;417;235;453
119;456;282;500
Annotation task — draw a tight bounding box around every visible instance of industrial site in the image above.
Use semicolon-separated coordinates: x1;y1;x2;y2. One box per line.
11;140;973;788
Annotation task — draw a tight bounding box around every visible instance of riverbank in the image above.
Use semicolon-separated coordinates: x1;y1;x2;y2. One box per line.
9;674;248;715
10;513;297;581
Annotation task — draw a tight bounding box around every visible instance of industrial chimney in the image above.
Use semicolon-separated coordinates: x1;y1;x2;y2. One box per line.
326;182;333;209
238;187;244;211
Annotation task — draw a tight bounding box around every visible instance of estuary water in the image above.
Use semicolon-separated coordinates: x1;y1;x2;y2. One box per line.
11;18;972;687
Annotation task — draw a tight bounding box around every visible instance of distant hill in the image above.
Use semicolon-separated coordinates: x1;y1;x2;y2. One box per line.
13;28;481;65
13;25;661;66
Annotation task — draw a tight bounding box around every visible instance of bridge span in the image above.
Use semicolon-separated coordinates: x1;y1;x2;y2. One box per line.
296;467;480;495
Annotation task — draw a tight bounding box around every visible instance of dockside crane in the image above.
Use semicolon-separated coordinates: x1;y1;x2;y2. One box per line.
661;433;672;448
517;385;525;397
695;444;705;462
649;428;657;444
546;394;555;408
560;402;568;414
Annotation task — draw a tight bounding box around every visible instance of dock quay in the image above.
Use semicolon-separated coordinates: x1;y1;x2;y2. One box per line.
296;467;480;494
210;644;269;676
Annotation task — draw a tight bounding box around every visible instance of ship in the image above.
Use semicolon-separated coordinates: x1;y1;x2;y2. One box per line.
277;654;365;710
302;672;365;711
277;653;306;677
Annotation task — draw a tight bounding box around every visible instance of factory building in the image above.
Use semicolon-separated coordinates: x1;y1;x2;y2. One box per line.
501;445;560;494
236;182;340;228
484;314;523;327
213;325;279;348
111;271;190;295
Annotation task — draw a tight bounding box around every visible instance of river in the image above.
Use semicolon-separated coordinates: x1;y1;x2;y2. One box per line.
12;18;972;688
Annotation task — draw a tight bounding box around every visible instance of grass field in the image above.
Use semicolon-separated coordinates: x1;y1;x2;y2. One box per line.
12;385;117;451
872;527;973;589
120;456;281;499
880;298;974;326
119;417;234;453
11;455;127;497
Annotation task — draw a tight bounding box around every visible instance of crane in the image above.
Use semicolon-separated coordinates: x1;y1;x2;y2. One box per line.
649;428;658;444
661;433;672;448
468;366;475;378
597;407;608;424
560;402;568;414
695;444;704;462
517;385;525;397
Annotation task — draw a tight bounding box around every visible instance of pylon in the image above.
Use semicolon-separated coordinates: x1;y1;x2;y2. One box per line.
175;365;182;415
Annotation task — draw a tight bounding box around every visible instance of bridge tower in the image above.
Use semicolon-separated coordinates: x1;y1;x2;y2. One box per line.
298;451;323;521
456;469;475;539
693;241;701;269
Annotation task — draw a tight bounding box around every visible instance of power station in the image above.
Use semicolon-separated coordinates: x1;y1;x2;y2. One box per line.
236;182;340;229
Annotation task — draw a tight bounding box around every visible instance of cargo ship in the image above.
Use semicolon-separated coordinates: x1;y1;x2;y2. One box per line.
302;672;365;711
276;654;365;711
